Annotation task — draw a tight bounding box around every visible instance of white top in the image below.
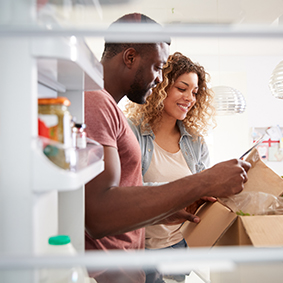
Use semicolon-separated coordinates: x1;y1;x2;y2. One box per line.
143;140;192;249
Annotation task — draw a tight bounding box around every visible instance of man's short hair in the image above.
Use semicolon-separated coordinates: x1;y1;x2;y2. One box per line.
102;13;171;59
113;13;157;25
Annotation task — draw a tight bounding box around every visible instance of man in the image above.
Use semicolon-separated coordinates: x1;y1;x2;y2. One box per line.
84;13;251;283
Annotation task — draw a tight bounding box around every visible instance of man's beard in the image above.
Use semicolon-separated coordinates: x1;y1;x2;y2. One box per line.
127;67;154;104
127;86;152;104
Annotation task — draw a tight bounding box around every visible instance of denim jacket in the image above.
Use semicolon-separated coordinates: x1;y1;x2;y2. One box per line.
127;119;210;176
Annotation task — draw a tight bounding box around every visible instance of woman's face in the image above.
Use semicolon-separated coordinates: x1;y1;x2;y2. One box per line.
163;72;198;121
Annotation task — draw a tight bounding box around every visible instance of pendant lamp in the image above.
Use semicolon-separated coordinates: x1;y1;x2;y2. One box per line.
212;86;246;115
269;61;283;99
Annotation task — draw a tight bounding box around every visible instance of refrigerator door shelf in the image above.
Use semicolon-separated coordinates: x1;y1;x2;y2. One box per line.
33;37;104;92
32;137;104;192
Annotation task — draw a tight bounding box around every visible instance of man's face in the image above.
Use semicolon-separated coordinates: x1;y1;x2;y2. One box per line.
127;43;169;104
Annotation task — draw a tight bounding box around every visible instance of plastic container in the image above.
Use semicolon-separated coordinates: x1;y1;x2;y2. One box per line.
39;235;89;283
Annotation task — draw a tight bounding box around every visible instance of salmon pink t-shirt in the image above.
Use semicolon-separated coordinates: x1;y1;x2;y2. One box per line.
84;90;145;283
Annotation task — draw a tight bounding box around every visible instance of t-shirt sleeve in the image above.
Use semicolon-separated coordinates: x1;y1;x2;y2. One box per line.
127;118;141;144
85;90;122;149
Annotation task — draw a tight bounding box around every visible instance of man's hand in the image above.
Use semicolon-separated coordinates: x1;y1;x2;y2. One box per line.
200;159;251;198
184;196;216;219
154;196;216;225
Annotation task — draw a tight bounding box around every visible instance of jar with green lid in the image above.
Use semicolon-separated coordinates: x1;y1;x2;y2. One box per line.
38;97;72;170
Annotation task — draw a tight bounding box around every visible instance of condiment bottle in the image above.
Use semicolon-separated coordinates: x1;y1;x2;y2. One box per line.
73;123;87;149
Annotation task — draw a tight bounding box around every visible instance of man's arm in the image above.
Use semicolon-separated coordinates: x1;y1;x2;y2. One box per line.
85;145;251;239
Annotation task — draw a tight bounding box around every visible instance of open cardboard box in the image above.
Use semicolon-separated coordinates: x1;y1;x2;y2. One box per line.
181;148;283;247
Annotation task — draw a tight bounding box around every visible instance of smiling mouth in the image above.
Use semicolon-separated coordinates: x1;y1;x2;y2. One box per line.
177;103;190;111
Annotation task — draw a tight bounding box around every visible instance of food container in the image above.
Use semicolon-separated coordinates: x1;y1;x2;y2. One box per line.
38;97;72;146
38;97;72;169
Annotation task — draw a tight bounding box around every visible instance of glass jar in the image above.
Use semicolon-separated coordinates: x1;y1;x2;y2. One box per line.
38;97;72;146
38;97;72;169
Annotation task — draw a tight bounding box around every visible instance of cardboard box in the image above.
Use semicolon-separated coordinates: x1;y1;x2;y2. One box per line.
181;148;283;248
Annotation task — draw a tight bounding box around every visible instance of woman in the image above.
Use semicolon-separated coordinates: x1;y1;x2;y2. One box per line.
125;52;215;282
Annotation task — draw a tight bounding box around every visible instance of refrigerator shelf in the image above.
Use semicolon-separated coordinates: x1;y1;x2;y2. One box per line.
33;36;104;92
32;137;104;192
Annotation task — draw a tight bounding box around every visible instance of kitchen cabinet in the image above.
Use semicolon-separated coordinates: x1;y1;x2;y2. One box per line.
0;0;103;282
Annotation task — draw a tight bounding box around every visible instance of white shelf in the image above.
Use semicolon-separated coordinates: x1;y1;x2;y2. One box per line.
32;36;104;91
32;138;104;192
32;36;105;192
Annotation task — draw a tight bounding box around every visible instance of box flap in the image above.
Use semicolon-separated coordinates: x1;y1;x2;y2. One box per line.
215;217;252;246
218;148;283;213
240;215;283;247
181;201;237;247
244;148;283;196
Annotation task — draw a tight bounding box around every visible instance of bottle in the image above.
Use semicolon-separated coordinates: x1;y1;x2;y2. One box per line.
72;123;87;149
39;235;89;283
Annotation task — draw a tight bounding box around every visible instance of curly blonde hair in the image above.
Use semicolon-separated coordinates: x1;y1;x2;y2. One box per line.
125;52;216;138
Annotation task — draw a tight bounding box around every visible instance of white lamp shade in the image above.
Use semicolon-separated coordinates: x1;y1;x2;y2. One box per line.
212;86;246;115
269;61;283;99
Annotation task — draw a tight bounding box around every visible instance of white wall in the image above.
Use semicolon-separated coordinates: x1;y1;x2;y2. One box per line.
199;55;283;173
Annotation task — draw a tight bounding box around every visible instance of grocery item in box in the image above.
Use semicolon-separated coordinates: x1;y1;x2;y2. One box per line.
181;148;283;248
